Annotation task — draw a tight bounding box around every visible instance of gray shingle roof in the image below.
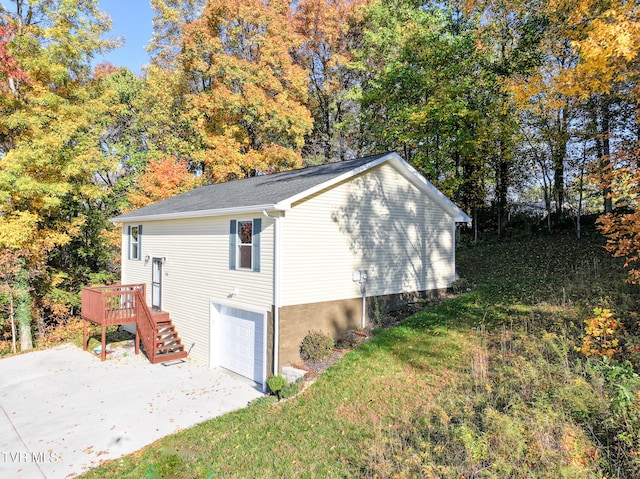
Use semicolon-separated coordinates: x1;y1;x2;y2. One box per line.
112;153;390;222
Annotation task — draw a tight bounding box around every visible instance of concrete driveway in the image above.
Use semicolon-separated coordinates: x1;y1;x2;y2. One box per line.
0;343;263;478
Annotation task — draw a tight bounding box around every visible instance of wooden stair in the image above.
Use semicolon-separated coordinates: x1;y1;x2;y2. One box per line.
149;311;188;364
80;285;189;364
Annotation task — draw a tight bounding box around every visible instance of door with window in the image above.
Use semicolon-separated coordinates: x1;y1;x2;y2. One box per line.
152;258;162;310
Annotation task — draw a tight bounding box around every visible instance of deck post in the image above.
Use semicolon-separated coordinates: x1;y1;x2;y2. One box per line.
101;325;106;362
135;326;140;355
82;318;87;351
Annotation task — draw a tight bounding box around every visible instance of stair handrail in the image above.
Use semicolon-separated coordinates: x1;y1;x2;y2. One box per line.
134;289;157;363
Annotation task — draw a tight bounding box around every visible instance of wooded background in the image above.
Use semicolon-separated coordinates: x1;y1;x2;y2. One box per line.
1;0;638;350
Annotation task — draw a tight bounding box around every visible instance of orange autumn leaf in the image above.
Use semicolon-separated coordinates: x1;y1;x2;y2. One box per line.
127;156;203;209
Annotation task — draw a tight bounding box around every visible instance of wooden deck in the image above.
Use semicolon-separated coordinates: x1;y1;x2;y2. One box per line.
80;284;187;364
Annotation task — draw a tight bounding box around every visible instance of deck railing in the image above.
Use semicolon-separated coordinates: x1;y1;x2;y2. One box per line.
81;284;146;326
81;284;157;362
132;288;158;363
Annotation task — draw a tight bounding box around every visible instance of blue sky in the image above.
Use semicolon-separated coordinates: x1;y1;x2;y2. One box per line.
96;0;155;74
0;0;155;74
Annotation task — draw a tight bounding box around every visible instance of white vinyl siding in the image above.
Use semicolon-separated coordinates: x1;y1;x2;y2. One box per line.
120;215;274;365
281;163;456;306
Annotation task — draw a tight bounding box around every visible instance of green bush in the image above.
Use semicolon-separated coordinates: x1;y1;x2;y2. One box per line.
266;374;287;399
451;277;473;294
300;330;334;362
371;298;386;327
280;381;301;400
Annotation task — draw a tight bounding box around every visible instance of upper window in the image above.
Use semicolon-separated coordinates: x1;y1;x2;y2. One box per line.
237;220;253;270
229;219;261;272
129;225;142;260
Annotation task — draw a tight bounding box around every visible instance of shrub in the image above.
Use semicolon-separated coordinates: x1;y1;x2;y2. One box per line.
451;277;473;294
371;298;386;327
279;381;301;400
266;374;287;400
579;308;622;358
300;330;334;362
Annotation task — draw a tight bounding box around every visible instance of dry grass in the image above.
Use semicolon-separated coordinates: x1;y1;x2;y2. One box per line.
79;231;640;478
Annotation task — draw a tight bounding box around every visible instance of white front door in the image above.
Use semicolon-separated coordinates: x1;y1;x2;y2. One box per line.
151;258;162;309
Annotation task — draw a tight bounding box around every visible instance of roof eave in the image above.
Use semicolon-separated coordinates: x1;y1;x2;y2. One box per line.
454;213;472;224
110;204;287;224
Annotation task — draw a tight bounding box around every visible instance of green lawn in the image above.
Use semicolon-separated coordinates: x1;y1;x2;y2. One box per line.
82;231;640;478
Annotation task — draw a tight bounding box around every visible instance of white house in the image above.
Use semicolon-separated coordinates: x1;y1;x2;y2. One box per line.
111;152;471;387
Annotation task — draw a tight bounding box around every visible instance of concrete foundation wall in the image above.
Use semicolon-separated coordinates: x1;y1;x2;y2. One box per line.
266;309;274;379
276;288;449;370
278;297;362;370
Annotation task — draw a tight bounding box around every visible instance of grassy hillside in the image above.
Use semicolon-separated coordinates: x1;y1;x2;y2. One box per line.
83;231;640;478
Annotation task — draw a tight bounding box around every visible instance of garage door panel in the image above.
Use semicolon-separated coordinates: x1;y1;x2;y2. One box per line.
211;302;264;384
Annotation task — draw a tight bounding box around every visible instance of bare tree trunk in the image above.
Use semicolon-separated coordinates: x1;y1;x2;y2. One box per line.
8;77;18;96
590;94;613;213
19;317;32;351
551;108;569;216
474;206;478;243
496;141;509;236
552;144;566;215
538;153;553;233
15;264;32;351
601;98;612;213
577;157;585;239
10;295;16;354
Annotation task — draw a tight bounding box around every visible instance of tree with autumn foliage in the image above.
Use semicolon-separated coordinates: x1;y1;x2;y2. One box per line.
127;156;203;209
292;0;370;162
572;0;640;215
494;0;639;219
576;0;640;281
597;145;640;283
148;0;206;70
145;0;313;182
354;1;513;225
0;0;115;349
500;2;579;217
0;24;28;92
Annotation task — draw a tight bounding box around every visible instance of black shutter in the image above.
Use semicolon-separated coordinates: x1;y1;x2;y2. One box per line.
127;226;132;260
229;220;237;270
252;218;261;272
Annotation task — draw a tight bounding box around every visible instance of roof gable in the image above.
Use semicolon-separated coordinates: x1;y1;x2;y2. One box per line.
112;152;471;223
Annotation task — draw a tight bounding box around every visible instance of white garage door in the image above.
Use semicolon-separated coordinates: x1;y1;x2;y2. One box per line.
211;302;265;385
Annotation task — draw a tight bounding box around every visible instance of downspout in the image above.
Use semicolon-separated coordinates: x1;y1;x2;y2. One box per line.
352;270;368;329
263;210;282;376
361;280;367;329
